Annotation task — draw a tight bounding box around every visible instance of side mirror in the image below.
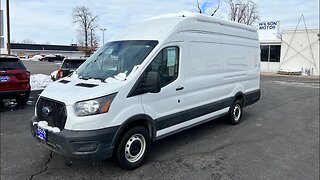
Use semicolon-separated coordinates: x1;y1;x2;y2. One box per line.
145;71;161;93
128;71;161;97
56;63;62;68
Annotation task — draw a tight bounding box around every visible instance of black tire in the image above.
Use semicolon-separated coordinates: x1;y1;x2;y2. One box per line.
16;91;30;105
115;126;150;170
227;99;243;125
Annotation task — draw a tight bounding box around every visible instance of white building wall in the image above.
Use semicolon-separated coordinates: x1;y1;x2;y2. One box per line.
0;8;7;54
261;62;280;72
279;29;320;75
10;49;85;59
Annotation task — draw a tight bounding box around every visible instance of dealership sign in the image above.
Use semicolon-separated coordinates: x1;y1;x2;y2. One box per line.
258;21;280;40
259;21;279;30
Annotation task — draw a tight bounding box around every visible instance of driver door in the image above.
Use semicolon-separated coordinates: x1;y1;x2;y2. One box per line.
140;45;186;137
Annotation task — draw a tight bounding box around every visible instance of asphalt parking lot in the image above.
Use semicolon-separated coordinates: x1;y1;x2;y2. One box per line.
23;60;58;75
0;62;319;180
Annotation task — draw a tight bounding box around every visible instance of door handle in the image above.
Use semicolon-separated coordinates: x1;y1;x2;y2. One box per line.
176;86;184;91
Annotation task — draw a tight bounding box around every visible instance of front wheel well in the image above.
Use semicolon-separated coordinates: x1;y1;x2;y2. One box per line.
112;116;155;148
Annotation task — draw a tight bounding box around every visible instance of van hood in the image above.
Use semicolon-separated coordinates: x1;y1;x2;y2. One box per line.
40;76;124;105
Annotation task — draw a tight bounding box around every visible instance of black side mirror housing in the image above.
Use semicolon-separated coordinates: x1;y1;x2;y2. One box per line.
144;71;161;93
127;71;161;97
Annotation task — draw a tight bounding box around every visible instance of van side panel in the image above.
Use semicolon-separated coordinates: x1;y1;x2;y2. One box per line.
157;19;260;137
220;26;260;94
184;35;233;111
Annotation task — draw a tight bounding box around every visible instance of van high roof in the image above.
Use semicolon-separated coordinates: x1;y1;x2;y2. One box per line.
109;11;257;42
145;11;257;32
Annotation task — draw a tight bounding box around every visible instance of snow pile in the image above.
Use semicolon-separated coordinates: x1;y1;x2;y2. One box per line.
114;73;127;81
30;74;53;90
33;121;60;133
50;70;58;80
29;55;43;61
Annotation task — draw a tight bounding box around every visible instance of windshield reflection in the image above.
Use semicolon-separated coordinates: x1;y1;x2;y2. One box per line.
76;40;158;81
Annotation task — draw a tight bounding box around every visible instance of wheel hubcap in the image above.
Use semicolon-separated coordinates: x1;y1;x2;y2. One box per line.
233;104;241;121
125;134;146;163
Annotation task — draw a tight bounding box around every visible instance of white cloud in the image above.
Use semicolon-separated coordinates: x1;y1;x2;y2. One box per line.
1;0;319;45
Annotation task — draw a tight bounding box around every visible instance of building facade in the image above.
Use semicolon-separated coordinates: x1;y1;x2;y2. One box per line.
9;43;85;59
259;28;319;76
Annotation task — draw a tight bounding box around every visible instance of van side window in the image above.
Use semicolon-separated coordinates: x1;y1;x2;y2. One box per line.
146;47;179;87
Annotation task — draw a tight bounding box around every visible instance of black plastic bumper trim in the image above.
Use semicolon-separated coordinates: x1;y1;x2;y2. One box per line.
30;116;119;160
244;89;261;107
155;97;233;131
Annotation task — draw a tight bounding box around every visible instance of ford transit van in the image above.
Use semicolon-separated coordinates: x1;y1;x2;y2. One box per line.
30;12;261;169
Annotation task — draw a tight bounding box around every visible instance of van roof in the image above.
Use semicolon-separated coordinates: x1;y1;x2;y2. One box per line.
109;11;257;42
145;11;257;32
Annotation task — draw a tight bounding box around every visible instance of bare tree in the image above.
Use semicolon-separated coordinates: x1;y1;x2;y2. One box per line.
89;26;99;53
195;0;221;16
72;6;98;56
196;0;202;14
227;0;259;25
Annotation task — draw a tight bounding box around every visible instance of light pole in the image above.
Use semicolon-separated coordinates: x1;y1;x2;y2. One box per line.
100;28;106;45
6;0;11;54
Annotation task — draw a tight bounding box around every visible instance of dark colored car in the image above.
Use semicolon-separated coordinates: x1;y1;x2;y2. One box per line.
45;54;65;62
0;54;31;104
52;58;86;81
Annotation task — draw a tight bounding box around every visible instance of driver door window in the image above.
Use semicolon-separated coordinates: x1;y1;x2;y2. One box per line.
146;47;179;87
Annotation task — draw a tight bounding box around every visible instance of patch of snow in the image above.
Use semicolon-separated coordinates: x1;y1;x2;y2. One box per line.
33;121;60;133
86;78;102;83
50;70;58;79
104;77;119;83
114;73;127;81
29;55;43;61
30;74;53;90
45;54;54;57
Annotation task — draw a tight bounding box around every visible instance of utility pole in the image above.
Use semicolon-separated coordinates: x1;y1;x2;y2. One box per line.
6;0;11;54
100;28;106;45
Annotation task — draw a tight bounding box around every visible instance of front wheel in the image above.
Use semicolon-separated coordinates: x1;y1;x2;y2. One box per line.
227;100;243;125
115;126;150;170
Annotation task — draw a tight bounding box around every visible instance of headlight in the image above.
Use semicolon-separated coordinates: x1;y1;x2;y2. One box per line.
74;93;117;116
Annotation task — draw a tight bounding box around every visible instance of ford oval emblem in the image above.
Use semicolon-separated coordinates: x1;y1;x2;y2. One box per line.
42;107;51;115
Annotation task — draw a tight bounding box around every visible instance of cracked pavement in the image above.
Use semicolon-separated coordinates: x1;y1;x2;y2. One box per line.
1;75;319;180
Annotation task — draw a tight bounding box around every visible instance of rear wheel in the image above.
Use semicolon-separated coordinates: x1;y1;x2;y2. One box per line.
227;99;243;125
115;126;150;170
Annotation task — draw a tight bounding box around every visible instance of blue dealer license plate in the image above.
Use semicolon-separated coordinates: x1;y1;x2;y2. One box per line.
0;76;10;82
37;127;47;141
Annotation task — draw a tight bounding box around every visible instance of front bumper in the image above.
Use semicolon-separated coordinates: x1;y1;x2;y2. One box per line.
30;116;119;160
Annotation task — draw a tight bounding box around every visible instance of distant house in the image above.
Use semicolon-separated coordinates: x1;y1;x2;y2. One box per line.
9;43;85;59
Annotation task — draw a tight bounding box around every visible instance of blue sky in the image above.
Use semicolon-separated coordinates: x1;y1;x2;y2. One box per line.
1;0;319;45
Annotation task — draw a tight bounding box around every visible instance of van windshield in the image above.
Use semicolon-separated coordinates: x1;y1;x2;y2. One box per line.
76;40;158;81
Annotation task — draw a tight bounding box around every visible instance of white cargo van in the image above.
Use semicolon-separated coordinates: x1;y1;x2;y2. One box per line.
30;12;260;169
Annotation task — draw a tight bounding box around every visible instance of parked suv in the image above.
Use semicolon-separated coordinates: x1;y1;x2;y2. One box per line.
0;54;31;104
51;58;86;81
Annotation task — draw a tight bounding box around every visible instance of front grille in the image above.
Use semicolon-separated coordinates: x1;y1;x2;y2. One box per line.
36;97;67;130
